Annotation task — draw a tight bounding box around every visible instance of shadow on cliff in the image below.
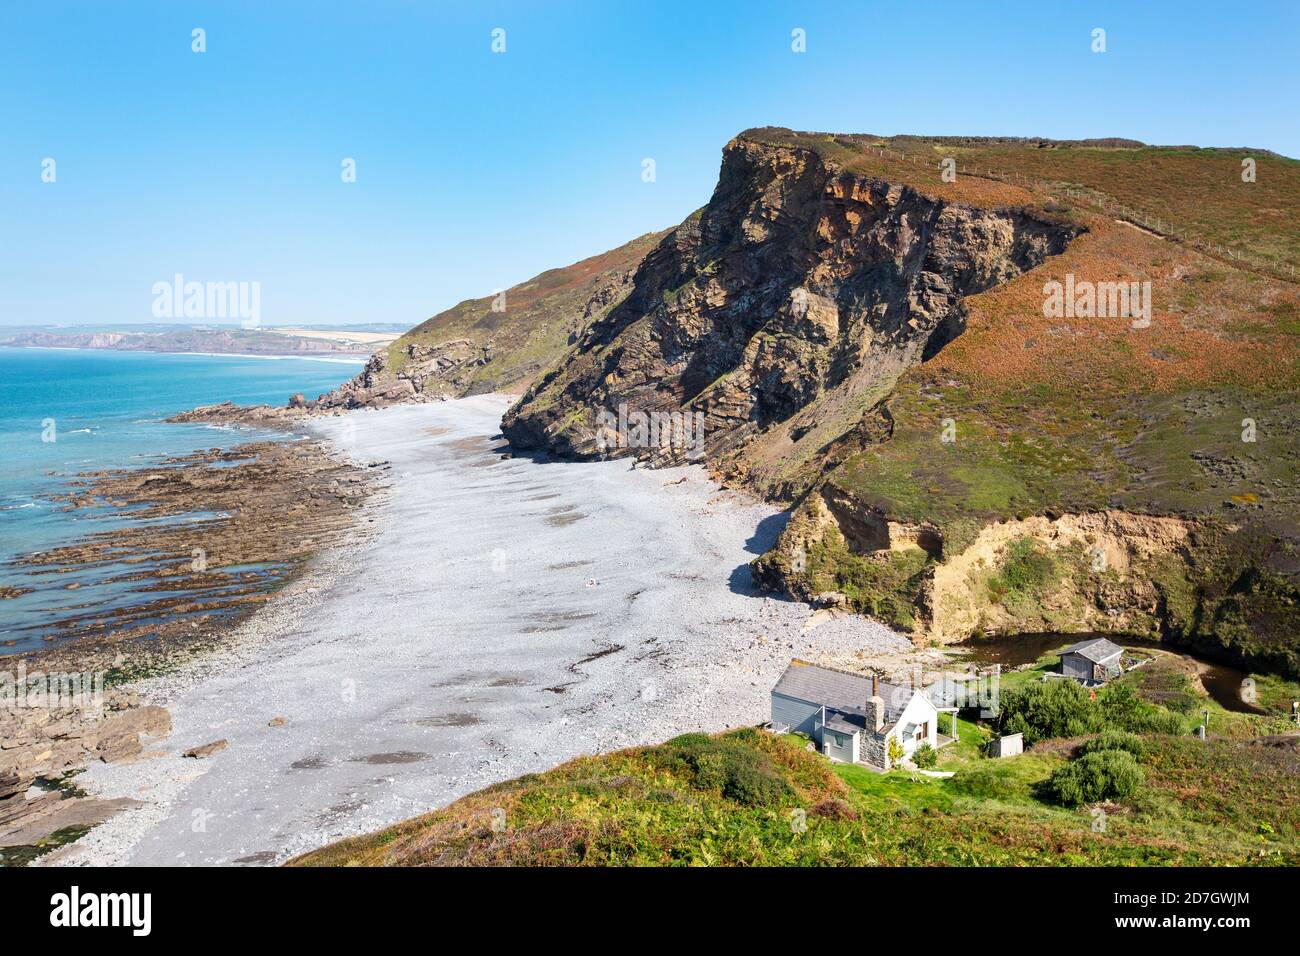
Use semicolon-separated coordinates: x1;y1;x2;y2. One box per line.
745;511;790;555
729;510;794;598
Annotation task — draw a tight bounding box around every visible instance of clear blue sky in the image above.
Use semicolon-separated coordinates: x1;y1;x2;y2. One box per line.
2;0;1296;328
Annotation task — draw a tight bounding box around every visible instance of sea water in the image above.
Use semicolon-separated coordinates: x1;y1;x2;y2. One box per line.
0;347;361;652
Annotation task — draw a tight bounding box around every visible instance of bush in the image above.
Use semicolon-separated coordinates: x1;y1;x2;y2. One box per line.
1117;705;1187;736
1078;730;1146;759
810;798;857;821
987;537;1057;603
1099;683;1187;736
998;677;1187;747
997;680;1104;745
1042;749;1145;806
656;734;791;807
1096;682;1142;728
912;743;937;768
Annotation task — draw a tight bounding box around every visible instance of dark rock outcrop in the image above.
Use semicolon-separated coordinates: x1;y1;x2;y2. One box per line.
501;132;1082;467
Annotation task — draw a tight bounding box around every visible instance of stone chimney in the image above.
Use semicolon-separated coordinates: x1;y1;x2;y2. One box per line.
865;675;884;732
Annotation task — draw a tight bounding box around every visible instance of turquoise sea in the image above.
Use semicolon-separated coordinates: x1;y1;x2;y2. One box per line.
0;347;361;653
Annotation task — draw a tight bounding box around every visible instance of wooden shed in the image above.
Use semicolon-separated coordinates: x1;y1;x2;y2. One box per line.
1059;637;1124;683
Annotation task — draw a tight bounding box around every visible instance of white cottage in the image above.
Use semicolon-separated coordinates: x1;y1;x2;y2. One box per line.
770;660;950;769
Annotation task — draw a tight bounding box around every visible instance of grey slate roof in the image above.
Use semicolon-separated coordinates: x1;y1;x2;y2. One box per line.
824;712;866;735
1059;637;1124;663
772;660;916;724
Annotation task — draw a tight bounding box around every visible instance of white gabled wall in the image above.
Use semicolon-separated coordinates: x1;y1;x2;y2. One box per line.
890;692;940;757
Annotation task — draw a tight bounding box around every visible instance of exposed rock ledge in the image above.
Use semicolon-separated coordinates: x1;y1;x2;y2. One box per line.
312;339;487;410
753;487;1202;644
0;688;171;842
501;133;1081;473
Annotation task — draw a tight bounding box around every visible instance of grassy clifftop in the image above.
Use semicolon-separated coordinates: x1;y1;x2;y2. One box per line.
390;230;667;391
291;720;1299;867
739;127;1300;269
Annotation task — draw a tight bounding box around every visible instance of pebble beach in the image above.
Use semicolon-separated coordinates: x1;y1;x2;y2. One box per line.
43;395;909;865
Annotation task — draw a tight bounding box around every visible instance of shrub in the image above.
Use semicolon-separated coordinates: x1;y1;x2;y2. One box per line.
1042;749;1145;806
723;756;790;807
912;743;937;768
987;537;1057;604
1120;705;1187;736
997;680;1104;745
1078;730;1146;759
1096;682;1141;726
1099;683;1187;736
656;733;791;807
810;798;857;821
998;677;1186;746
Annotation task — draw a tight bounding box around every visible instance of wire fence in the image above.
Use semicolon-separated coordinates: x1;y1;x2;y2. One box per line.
864;145;1299;285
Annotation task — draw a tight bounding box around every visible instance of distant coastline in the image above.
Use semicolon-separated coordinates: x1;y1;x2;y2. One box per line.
0;324;401;362
1;344;368;365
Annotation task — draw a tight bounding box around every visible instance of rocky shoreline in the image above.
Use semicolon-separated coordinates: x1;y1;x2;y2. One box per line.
6;437;382;672
1;428;384;860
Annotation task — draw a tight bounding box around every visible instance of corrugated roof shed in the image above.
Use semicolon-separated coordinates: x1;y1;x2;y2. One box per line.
1059;637;1124;663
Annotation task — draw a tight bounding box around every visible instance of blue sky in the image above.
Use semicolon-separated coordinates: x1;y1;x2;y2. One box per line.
2;0;1296;328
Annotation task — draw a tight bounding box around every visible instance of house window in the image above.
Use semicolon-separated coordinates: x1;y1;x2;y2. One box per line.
917;722;928;740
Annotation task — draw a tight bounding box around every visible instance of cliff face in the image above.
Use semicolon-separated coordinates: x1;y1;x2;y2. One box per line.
501;135;1081;468
500;128;1300;677
314;231;665;410
317;338;487;408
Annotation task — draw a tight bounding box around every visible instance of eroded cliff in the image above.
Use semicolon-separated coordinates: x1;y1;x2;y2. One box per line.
501;134;1081;476
501;128;1300;677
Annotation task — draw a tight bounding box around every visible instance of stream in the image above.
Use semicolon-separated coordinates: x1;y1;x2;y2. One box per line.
957;632;1268;715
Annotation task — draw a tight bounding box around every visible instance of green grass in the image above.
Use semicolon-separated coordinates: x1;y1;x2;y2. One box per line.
935;716;993;768
292;720;1300;867
802;530;930;630
1251;672;1300;714
997;656;1066;693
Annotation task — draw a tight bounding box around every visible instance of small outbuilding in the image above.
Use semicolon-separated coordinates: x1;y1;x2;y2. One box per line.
989;732;1024;758
1059;637;1124;684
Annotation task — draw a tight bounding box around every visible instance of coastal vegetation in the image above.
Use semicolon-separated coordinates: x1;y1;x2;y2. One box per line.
293;721;1298;867
295;630;1300;868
